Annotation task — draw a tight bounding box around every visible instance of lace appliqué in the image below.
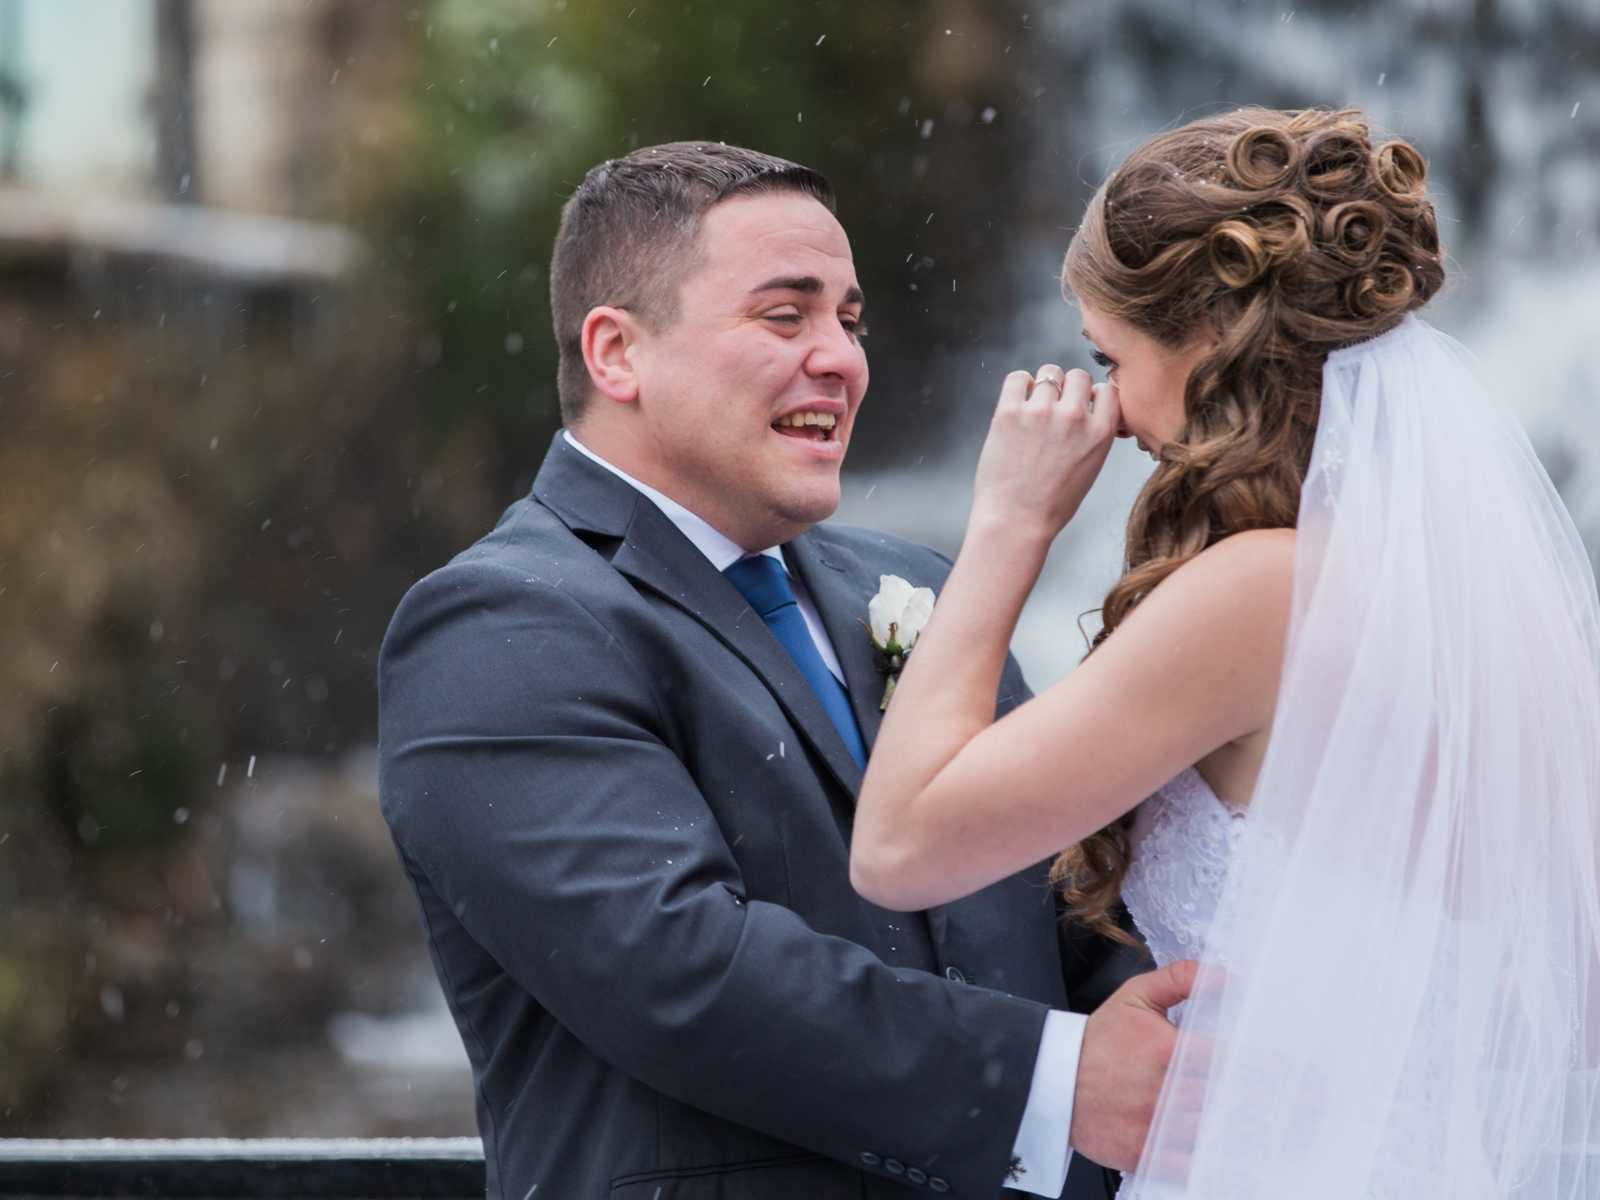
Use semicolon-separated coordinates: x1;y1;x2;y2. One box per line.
1121;767;1248;985
1319;434;1347;509
1113;768;1248;1200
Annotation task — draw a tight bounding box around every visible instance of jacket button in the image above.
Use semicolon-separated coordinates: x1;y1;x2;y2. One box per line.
929;1177;950;1193
859;1151;881;1167
944;965;968;983
884;1158;906;1175
906;1167;928;1185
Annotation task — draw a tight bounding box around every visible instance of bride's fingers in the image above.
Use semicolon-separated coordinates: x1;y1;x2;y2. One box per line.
972;362;1116;537
1089;379;1120;435
1057;368;1094;417
1027;363;1065;403
997;368;1034;413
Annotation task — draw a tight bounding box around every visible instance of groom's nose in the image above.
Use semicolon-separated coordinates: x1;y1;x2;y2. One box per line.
803;322;867;389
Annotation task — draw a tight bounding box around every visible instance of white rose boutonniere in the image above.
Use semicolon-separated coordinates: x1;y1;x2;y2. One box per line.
866;574;936;711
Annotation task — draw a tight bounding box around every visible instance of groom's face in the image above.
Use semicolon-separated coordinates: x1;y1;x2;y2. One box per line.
628;191;868;551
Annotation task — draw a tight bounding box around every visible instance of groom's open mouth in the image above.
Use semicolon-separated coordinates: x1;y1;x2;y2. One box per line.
771;410;839;443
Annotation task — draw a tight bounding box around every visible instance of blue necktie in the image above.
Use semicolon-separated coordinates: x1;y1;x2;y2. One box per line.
723;555;867;770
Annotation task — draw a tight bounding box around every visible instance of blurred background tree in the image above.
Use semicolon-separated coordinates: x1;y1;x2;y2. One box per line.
380;0;1053;479
1;0;1596;1136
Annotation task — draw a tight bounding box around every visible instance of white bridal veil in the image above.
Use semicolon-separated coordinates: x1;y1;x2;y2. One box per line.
1126;317;1600;1198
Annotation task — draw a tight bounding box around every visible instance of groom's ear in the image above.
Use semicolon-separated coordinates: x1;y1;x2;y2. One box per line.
581;305;643;407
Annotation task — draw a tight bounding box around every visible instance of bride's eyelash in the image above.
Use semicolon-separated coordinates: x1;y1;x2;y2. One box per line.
1089;349;1115;370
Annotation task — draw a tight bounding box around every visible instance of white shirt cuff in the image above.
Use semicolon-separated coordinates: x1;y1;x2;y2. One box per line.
1004;1008;1087;1197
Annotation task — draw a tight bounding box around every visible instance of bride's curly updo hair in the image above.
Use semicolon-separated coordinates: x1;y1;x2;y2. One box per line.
1053;107;1445;943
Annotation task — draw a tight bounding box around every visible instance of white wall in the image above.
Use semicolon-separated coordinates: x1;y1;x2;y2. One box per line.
11;0;155;195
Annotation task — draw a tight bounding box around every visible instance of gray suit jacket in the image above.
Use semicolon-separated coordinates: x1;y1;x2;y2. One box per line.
378;434;1137;1199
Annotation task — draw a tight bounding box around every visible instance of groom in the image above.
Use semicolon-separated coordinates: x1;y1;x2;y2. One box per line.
378;142;1191;1199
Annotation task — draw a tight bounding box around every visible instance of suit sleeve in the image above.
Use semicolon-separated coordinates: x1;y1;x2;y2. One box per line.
378;560;1048;1196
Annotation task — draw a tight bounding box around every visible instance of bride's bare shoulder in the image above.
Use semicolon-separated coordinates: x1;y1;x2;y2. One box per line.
1198;526;1296;575
1159;527;1294;591
1128;528;1296;642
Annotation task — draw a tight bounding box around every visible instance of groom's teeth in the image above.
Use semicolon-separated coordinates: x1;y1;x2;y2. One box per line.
775;412;836;428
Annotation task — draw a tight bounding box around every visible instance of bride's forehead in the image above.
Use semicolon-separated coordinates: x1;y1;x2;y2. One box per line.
1079;306;1130;346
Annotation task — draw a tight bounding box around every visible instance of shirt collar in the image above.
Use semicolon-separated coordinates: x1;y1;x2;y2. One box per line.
563;430;784;573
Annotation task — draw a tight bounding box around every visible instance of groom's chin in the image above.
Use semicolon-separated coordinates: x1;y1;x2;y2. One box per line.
780;483;843;530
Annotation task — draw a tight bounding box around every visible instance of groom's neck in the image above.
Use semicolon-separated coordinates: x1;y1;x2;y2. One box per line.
563;424;811;553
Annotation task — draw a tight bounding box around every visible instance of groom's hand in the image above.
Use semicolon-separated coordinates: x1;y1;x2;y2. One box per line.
1067;958;1198;1172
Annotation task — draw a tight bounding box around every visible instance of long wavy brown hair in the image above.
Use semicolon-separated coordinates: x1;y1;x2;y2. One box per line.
1052;107;1446;943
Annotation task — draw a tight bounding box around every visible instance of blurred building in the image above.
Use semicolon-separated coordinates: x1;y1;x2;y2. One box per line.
6;0;350;211
0;0;454;1139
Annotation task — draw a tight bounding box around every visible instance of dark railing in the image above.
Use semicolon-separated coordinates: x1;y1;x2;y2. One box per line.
0;1140;484;1199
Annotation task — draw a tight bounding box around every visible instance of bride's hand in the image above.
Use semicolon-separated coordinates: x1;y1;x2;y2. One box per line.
968;364;1120;547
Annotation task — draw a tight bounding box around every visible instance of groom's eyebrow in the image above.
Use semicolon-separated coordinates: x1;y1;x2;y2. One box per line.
750;275;865;306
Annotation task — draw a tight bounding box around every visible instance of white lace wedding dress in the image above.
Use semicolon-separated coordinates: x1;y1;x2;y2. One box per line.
1121;766;1247;1018
1114;767;1246;1196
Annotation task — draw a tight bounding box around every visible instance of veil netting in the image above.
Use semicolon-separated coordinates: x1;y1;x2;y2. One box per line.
1121;315;1600;1199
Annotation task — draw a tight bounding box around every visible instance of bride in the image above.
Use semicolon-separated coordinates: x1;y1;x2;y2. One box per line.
850;106;1600;1197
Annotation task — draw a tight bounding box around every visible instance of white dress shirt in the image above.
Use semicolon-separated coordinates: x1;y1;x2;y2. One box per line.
562;430;1087;1197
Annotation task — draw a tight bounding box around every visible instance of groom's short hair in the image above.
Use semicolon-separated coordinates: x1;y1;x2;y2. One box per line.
550;142;835;424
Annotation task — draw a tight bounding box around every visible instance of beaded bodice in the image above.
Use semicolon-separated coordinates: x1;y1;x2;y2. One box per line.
1121;767;1248;986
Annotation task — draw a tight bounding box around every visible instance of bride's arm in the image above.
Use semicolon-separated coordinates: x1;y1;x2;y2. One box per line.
850;369;1293;911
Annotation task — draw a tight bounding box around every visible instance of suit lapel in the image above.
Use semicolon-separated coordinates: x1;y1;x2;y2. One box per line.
532;435;865;796
533;438;969;960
